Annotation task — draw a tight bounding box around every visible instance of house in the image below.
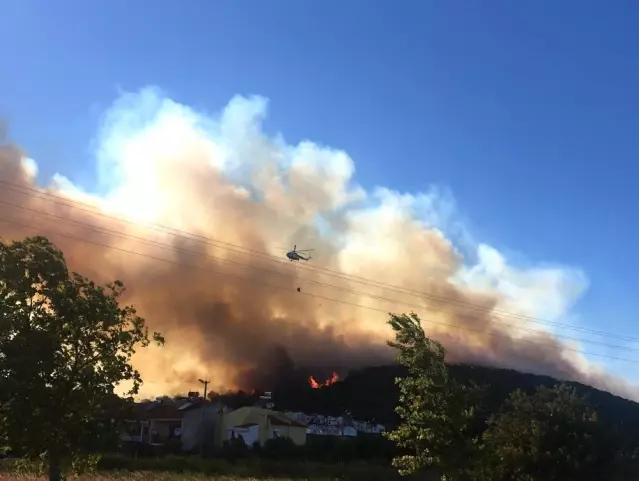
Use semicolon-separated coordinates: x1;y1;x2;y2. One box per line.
222;406;308;446
178;399;227;451
307;423;358;437
326;416;343;426
283;410;386;438
351;420;386;434
121;403;182;446
284;411;311;424
122;398;226;452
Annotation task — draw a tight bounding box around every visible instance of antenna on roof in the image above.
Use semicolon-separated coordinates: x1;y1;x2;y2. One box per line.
258;391;275;409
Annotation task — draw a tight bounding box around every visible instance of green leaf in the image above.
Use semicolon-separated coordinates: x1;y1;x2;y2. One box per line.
0;236;164;480
384;312;484;480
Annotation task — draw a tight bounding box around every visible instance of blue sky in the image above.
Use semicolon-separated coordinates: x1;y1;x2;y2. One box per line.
3;1;639;376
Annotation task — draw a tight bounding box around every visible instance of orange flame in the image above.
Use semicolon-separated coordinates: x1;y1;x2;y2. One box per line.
308;372;340;389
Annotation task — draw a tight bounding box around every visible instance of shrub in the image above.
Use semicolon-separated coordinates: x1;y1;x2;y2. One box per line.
220;436;250;460
262;437;298;459
93;453;411;480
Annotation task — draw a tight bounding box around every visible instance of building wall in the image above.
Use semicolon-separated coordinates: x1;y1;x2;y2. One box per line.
181;405;224;452
222;407;307;446
223;407;268;445
226;425;259;446
343;426;357;437
307;423;357;437
146;419;182;444
270;423;306;446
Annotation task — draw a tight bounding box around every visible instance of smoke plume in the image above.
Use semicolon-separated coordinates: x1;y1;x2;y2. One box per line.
0;87;635;399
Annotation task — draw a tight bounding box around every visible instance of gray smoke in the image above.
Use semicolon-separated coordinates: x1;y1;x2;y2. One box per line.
0;87;635;400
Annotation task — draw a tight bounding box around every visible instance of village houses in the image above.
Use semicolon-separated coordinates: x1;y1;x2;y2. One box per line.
121;392;386;452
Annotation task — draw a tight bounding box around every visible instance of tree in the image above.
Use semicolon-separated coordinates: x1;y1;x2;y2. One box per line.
384;312;483;480
0;236;164;481
475;383;619;481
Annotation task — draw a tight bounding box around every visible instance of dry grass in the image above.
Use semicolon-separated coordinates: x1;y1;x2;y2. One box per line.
0;455;398;480
0;474;310;481
0;455;403;481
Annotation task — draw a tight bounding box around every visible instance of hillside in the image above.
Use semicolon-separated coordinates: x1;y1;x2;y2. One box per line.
267;363;639;444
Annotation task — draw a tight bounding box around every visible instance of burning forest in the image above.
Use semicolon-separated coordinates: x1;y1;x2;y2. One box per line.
0;87;637;400
309;373;341;389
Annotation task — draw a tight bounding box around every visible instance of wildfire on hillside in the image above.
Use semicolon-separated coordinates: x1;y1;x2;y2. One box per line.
2;88;637;403
308;372;340;389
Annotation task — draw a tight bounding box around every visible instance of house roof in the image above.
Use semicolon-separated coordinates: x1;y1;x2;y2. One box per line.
131;399;227;420
136;404;184;420
268;413;307;428
232;423;259;428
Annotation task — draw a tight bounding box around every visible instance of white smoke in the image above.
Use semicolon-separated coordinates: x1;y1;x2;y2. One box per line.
1;85;635;400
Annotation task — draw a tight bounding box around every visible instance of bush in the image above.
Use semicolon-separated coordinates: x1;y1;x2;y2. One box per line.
262;436;298;458
220;436;250;459
302;434;393;463
94;453;413;480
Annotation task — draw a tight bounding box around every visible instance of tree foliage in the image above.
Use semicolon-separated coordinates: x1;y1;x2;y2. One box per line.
382;312;634;480
384;312;483;480
474;383;619;481
0;236;164;480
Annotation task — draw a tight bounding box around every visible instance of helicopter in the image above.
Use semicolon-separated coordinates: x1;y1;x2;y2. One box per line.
286;245;314;262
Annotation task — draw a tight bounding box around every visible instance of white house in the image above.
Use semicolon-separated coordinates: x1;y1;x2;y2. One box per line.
283;410;384;438
307;423;357;437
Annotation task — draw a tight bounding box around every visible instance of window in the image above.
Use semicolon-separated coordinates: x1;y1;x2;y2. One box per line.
168;422;182;438
124;421;140;437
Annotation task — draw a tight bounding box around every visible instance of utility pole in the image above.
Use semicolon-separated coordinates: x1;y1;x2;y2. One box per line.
198;378;210;457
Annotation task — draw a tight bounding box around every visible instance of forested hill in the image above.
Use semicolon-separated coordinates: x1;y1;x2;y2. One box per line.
270;363;639;437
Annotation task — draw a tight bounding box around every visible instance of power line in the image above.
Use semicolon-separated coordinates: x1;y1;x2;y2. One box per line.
3;184;639;348
0;180;622;340
1;179;635;343
4;198;639;353
1;214;639;366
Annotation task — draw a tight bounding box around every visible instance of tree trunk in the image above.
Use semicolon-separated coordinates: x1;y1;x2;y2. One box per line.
47;449;62;481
